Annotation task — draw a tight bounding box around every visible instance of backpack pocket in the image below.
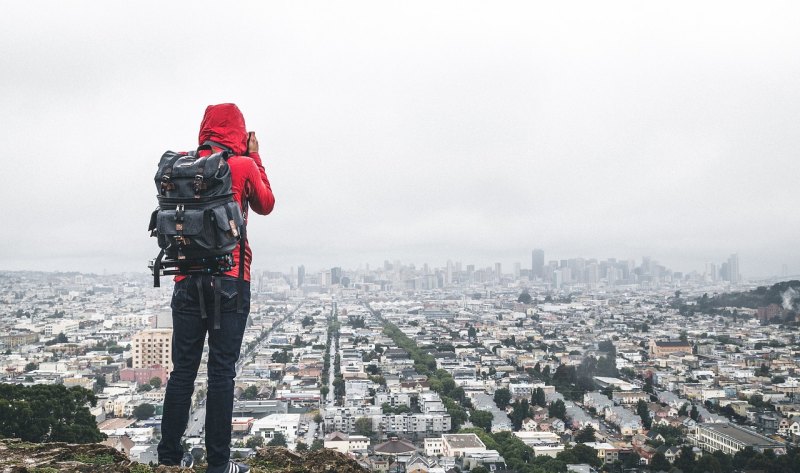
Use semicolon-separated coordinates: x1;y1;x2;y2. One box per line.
156;201;244;259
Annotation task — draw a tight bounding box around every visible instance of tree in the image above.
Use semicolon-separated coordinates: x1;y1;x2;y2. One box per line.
310;439;324;451
532;387;546;407
510;399;530;430
548;399;566;420
517;291;533;304
272;349;290;363
471;467;489;473
636;400;652;429
443;397;468;432
296;441;308;452
650;452;671;472
149;376;162;389
0;384;105;443
94;375;107;389
354;417;373;437
267;432;288;447
471;410;493;433
574;425;596;443
690;404;699;421
23;362;38;372
133;403;155;420
313;412;323;424
494;388;512;409
242;385;260;400
558;444;600;468
246;435;264;448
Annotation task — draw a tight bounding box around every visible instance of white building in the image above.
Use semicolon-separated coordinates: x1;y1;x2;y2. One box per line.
251;413;302;443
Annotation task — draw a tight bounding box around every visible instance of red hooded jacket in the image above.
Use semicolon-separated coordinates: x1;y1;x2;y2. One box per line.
183;103;275;281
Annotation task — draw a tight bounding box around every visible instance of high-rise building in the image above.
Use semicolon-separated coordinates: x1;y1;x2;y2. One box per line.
728;254;740;285
495;262;502;280
704;262;717;283
132;328;173;374
331;266;342;285
532;249;544;279
298;265;305;287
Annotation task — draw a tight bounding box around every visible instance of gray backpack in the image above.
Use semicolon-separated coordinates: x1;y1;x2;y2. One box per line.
148;141;245;288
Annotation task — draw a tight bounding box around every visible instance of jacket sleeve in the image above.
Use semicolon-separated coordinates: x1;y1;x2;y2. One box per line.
245;152;275;215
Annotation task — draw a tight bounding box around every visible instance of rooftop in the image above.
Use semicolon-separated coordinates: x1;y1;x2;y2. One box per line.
442;433;486;449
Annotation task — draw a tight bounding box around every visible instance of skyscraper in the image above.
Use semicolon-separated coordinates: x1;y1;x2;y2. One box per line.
532;249;544;280
298;265;305;287
728;254;740;285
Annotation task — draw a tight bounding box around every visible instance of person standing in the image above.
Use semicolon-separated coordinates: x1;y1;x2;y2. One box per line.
158;103;275;473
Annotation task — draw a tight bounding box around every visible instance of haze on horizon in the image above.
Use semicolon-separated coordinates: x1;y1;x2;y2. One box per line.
1;1;798;278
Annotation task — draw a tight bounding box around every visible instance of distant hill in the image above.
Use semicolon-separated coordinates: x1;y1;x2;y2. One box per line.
689;280;800;315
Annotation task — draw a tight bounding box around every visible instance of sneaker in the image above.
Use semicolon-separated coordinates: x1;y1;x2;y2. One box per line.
180;452;194;468
208;460;250;473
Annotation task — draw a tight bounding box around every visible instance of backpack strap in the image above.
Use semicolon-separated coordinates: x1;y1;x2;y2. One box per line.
237;223;247;314
200;140;233;155
196;277;208;321
152;249;165;287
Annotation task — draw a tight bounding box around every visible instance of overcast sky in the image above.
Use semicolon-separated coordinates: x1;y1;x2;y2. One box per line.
1;1;798;278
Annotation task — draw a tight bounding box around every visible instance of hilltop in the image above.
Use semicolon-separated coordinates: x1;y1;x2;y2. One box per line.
680;280;800;317
0;439;367;473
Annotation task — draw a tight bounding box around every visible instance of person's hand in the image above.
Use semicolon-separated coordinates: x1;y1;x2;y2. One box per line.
247;131;259;154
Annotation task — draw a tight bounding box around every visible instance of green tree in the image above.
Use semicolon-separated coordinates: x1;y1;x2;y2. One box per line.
650;452;670;472
246;435;264;448
133;403;155;420
267;432;288;447
23;362;38;372
443;396;468;432
149;376;162;389
471;410;494;433
548;399;566;420
493;388;512;409
94;375;107;390
531;387;546;407
295;441;308;452
354;417;373;437
242;385;260;400
272;349;290;363
517;291;533;304
574;425;596;443
694;454;722;473
310;439;324;451
0;384;105;443
510;399;530;430
313;412;323;424
636;399;652;429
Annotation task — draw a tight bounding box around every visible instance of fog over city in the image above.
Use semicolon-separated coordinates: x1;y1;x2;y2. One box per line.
2;1;799;277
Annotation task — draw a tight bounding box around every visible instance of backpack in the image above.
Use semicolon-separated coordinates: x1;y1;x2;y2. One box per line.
148;141;246;289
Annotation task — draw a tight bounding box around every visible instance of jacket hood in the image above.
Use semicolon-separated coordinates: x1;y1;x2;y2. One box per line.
198;103;248;155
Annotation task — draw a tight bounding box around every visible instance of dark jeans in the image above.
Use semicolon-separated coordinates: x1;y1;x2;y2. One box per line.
158;276;250;468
